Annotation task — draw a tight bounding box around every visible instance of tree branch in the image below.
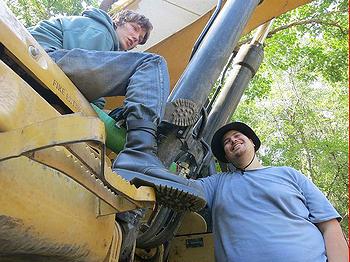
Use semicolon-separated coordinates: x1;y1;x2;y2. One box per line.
239;18;346;46
268;18;345;36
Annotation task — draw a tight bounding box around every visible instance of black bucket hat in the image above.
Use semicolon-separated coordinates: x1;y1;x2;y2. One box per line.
211;122;261;163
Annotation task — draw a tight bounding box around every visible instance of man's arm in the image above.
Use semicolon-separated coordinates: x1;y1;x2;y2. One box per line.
316;219;349;262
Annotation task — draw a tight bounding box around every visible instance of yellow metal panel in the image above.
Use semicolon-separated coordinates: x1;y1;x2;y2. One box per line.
130;0;201;52
105;168;156;203
0;61;59;131
0;114;105;161
0;61;155;207
147;13;212;88
0;55;157;259
113;0;216;53
176;212;207;235
31;146;139;212
0;1;96;116
168;233;215;262
243;0;312;34
104;222;123;262
0;156;114;261
167;0;217;15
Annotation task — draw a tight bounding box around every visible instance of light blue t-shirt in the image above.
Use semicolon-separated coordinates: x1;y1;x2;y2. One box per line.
194;166;340;262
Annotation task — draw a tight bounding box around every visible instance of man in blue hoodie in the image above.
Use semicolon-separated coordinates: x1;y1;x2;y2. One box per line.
29;8;205;212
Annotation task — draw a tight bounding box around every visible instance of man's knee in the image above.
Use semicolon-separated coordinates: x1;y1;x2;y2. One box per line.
140;53;167;67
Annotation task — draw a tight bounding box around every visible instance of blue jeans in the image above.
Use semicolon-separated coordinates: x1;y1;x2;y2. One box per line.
48;48;170;124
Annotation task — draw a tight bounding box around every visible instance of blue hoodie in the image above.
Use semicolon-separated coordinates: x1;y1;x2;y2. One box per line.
29;7;120;52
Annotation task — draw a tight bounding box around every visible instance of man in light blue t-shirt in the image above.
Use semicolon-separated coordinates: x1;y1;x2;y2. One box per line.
194;122;348;262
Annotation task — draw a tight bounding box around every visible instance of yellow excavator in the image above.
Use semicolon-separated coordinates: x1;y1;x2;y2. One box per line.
0;0;312;261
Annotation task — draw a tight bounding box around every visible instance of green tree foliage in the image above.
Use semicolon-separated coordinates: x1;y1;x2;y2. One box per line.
234;0;348;233
5;0;99;27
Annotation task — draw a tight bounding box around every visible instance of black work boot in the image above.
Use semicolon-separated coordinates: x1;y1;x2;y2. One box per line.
112;120;206;212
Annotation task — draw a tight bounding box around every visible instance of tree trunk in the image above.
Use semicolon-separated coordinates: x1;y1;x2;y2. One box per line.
99;0;117;12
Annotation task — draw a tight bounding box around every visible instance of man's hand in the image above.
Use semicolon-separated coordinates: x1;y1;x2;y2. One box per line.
317;219;349;262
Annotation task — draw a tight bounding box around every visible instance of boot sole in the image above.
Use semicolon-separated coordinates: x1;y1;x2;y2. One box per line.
163;99;200;127
114;169;206;212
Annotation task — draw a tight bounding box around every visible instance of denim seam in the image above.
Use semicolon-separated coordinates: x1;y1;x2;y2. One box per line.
157;58;164;122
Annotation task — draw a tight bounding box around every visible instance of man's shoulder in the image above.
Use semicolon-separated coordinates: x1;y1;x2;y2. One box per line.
212;171;237;178
81;7;113;25
197;171;233;183
268;165;300;173
265;166;307;183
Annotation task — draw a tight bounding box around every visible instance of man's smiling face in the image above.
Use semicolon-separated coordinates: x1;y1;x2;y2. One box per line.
222;130;255;163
